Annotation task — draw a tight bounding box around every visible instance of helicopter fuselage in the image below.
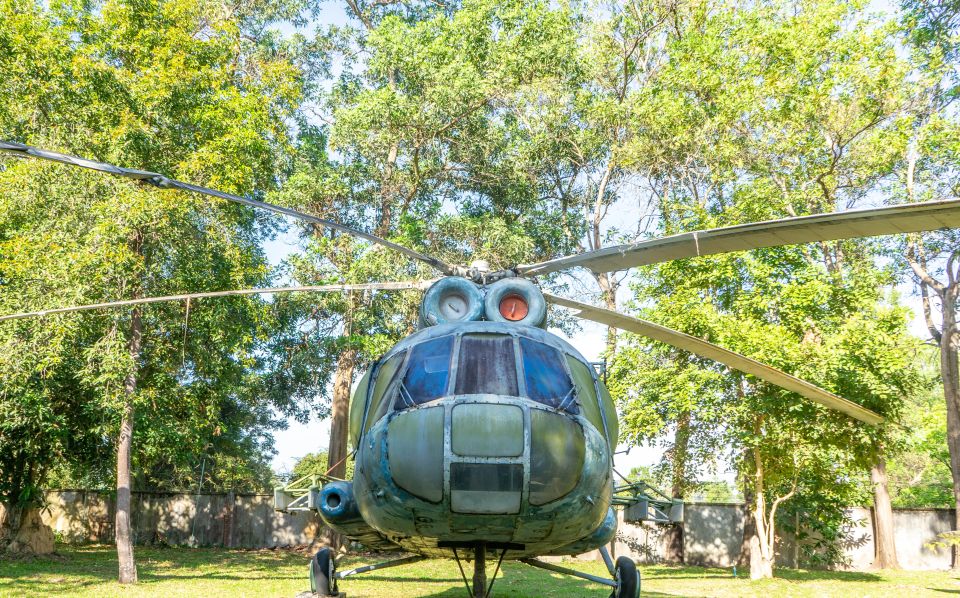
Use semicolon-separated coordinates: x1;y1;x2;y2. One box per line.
344;321;619;558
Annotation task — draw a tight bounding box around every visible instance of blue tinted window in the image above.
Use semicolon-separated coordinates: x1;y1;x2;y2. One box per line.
398;336;454;408
520;337;578;414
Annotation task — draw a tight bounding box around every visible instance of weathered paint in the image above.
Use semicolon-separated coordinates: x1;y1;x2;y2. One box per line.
345;320;617;559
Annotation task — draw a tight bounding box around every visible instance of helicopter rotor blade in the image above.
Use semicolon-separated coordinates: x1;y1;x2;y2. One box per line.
520;199;960;276
0;280;436;322
545;294;884;425
0;141;456;276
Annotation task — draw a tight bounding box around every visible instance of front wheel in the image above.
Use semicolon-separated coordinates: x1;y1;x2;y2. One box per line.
310;547;337;596
613;556;639;598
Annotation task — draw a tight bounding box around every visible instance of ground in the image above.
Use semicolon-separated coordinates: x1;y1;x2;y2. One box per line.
1;545;959;597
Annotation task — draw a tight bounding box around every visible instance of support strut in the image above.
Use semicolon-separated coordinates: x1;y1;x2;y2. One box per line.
519;558;617;588
599;545;616;577
334;555;426;580
472;543;486;598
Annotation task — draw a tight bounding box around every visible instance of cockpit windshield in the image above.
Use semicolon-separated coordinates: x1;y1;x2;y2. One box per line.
454;334;519;396
519;337;578;414
388;332;581;415
398;335;453;407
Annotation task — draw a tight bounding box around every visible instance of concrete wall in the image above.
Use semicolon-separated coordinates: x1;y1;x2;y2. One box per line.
41;491;955;569
41;490;323;548
613;503;954;570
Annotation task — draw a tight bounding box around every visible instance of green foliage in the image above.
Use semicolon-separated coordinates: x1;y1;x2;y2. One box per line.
0;0;318;504
290;451;354;482
887;348;954;508
690;480;741;504
599;0;929;571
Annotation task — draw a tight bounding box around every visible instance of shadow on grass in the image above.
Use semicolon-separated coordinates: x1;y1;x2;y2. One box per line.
0;544;309;594
773;569;882;582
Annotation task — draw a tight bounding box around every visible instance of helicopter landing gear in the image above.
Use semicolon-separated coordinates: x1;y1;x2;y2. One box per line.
519;546;639;598
611;556;640;598
451;543;508;598
307;551;426;597
309;548;338;597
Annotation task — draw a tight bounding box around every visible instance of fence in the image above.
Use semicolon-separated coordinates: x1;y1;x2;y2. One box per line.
41;491;955;569
612;503;954;570
42;490;322;548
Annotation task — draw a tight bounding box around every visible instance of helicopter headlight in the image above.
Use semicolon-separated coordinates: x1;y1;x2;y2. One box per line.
484;278;547;327
419;277;484;327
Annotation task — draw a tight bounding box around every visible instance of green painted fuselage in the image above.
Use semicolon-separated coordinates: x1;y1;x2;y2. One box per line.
346;322;619;559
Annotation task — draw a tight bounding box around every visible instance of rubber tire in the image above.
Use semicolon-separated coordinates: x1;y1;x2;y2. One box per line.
482;278;547;327
419;277;484;326
614;556;639;598
310;548;336;596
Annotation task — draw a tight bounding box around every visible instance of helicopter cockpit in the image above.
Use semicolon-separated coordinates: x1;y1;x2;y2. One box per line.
348;274;620;450
353;326;620;441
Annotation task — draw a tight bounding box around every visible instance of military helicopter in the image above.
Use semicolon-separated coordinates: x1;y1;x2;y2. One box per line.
2;140;959;598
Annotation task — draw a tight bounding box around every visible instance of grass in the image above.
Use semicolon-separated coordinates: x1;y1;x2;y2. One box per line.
1;545;960;597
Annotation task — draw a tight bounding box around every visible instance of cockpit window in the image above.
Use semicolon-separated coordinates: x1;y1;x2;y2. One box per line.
368;350;407;430
454;334;519;396
519;337;578;414
397;335;454;407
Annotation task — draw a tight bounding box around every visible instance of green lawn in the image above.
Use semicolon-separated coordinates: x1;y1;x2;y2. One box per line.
1;545;959;597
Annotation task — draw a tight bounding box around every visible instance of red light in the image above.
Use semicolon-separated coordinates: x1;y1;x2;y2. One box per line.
499;295;528;321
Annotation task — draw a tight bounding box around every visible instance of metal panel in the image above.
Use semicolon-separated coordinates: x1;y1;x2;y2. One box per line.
450;463;523;514
566;357;605;435
451;403;524;457
546;294;883;425
529;410;585;505
519;199;960;275
388;407;445;502
349;369;371;449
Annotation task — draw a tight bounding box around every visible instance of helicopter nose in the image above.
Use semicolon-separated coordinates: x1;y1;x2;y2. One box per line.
384;398;586;515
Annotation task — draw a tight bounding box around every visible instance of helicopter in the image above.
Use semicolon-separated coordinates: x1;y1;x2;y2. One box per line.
2;140;959;598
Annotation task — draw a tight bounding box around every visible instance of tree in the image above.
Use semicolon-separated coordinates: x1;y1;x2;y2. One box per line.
607;0;924;578
896;0;960;567
0;0;316;579
291;451;355;482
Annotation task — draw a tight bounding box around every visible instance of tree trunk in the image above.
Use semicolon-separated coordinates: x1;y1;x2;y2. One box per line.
749;534;773;579
327;347;356;480
750;444;775;579
941;293;960;569
871;456;899;569
322;299;357;551
596;272;619;353
116;304;141;584
664;412;690;564
738;484;756;568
